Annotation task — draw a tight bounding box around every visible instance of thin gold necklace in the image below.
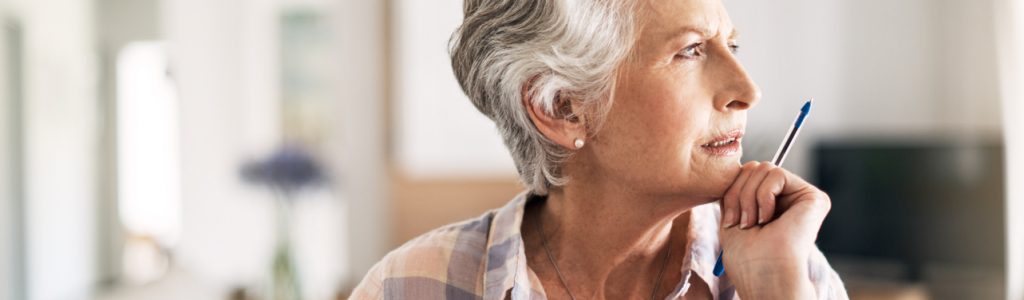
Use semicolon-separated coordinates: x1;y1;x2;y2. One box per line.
533;212;673;300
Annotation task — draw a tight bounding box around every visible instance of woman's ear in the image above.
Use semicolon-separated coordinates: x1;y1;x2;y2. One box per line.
521;82;587;150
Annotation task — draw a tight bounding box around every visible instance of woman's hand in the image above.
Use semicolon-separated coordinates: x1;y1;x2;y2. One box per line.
718;161;832;299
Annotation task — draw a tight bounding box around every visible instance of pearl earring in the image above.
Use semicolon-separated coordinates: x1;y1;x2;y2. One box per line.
574;138;585;149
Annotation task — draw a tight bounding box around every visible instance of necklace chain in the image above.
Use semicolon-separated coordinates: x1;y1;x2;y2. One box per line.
532;211;673;300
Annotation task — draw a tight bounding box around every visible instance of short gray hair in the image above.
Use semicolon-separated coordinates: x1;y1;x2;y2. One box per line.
450;0;639;195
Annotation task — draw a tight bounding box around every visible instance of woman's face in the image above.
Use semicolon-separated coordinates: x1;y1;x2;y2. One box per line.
583;0;760;201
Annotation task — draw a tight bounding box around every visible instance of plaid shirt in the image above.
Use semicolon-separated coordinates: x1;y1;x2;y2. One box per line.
351;192;848;299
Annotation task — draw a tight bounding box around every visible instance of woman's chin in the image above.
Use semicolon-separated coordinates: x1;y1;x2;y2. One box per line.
700;159;743;199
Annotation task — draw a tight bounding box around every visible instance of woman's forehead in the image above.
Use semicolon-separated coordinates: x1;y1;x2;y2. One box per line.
640;0;735;40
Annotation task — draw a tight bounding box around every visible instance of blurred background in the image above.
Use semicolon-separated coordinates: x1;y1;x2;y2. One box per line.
0;0;1022;299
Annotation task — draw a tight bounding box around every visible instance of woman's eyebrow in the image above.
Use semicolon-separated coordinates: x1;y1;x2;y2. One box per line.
670;26;739;40
672;26;713;39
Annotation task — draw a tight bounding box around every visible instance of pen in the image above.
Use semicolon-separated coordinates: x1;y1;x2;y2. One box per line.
712;99;813;277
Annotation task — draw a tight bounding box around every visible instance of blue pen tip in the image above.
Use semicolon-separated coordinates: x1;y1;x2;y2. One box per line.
793;99;812;130
713;254;725;276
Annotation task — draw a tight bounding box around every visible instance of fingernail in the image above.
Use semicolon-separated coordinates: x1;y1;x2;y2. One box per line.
758;216;765;224
740;212;749;229
722;211;734;228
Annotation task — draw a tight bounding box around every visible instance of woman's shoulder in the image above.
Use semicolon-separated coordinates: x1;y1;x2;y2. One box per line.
403;211;495;256
350;210;499;298
379;210;496;275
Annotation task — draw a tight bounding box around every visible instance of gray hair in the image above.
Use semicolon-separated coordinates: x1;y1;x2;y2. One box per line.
450;0;640;195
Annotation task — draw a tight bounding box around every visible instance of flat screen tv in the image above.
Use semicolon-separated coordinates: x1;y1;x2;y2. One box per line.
812;139;1004;280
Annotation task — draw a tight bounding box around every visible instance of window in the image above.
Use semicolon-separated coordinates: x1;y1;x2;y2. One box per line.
115;41;180;283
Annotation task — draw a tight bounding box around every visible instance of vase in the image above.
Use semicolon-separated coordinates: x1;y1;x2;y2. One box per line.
269;195;302;300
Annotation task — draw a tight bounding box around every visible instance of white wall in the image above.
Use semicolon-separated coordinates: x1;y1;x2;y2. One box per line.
0;9;14;300
995;0;1024;298
1;0;101;299
723;0;846;176
95;0;162;284
392;0;516;178
164;0;380;295
331;0;390;285
725;0;1002;176
162;0;282;288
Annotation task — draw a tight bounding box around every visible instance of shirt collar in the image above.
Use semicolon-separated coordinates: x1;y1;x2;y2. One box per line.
482;191;532;299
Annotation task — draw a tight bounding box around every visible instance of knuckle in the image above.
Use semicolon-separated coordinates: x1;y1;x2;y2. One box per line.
758;191;775;205
723;190;740;203
741;191;757;205
727;199;742;211
756;161;771;171
722;197;737;209
819;192;832;211
770;169;787;181
740;189;757;204
810;191;832;212
737;191;753;204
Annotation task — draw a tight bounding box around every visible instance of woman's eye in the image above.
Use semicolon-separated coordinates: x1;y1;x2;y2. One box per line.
677;43;703;59
729;43;740;54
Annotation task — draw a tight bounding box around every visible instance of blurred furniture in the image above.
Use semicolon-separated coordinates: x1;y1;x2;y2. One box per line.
390;173;522;247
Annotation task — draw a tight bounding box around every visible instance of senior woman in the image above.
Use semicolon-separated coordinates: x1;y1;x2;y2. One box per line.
353;0;847;298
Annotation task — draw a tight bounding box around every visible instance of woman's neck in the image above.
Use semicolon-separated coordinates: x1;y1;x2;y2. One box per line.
524;180;702;299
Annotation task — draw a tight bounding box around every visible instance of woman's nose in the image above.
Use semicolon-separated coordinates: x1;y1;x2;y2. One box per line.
713;53;761;112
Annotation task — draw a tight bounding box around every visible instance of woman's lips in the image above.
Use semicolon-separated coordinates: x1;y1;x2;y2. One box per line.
700;138;741;156
700;130;743;157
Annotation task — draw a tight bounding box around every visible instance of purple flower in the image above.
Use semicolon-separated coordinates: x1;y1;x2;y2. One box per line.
241;144;328;197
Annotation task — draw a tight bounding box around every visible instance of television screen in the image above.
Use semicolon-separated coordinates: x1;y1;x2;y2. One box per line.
813;139;1004;280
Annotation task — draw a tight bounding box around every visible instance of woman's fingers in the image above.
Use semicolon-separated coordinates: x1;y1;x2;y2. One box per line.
756;167;786;224
722;162;799;229
772;189;832;245
722;161;757;228
772;171;832;232
738;162;774;228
